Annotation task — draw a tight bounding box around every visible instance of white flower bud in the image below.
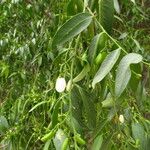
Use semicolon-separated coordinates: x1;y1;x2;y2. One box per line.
119;114;124;123
55;77;66;93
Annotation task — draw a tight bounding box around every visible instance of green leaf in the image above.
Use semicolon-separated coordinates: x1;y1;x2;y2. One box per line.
92;134;103;150
92;48;120;88
114;0;120;14
88;32;107;65
0;116;9;134
29;101;48;112
73;64;90;82
99;0;114;34
67;0;83;16
52;13;92;49
115;53;143;97
79;88;96;130
51;100;61;128
102;93;114;108
132;122;147;150
43;140;51;150
71;86;83;126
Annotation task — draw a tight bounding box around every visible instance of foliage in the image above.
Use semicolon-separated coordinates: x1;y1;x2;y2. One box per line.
0;0;150;149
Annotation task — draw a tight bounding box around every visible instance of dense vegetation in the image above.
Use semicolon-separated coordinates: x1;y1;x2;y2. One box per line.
0;0;150;149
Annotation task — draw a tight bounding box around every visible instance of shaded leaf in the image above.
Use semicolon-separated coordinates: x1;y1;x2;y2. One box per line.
88;32;107;65
79;88;96;130
99;0;114;33
51;100;61;128
71;86;83;126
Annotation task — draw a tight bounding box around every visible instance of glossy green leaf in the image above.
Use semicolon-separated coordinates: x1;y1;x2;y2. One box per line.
99;0;114;34
92;48;120;88
115;53;143;97
52;13;92;48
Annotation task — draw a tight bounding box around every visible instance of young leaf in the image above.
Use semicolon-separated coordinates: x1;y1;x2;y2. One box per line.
99;0;114;34
115;53;143;97
52;13;92;49
92;48;120;88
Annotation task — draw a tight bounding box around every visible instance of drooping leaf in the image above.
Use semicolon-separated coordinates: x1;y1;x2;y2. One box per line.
71;86;83;126
79;88;96;130
115;53;143;97
51;100;61;128
29;101;48;112
52;13;92;49
73;64;90;82
88;32;107;65
99;0;114;34
92;48;120;88
114;0;120;14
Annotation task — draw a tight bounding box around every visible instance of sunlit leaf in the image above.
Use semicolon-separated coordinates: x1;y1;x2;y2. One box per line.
114;0;120;14
92;48;120;88
52;13;92;48
115;53;142;97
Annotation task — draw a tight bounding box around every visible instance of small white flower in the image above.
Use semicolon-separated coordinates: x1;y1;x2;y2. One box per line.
55;77;66;93
119;114;124;123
